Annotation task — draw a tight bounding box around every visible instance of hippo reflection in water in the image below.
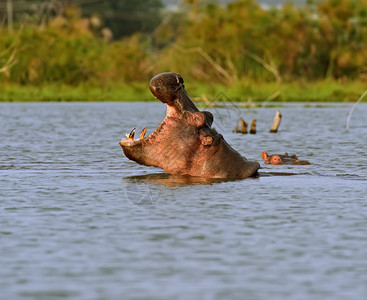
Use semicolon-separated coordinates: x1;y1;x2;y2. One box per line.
261;152;311;165
119;72;260;179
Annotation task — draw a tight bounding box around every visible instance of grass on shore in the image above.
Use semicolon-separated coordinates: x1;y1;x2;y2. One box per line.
1;79;366;103
0;82;152;102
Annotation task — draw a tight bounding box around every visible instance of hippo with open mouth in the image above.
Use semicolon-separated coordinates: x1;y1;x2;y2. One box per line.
119;72;260;179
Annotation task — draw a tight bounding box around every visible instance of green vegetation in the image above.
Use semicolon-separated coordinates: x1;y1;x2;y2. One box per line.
1;0;367;102
2;79;364;102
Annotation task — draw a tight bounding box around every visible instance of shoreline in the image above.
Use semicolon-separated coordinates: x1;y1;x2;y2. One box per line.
1;79;366;103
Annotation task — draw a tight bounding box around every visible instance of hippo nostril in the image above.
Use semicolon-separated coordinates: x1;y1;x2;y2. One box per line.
176;74;184;84
149;85;159;97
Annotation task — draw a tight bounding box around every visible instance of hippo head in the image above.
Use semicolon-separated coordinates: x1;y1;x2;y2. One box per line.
119;72;259;179
261;151;311;165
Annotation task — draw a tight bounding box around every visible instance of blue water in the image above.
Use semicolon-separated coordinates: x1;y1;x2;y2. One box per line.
1;102;367;300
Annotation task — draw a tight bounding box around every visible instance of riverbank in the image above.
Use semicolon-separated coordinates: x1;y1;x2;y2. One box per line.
1;79;365;103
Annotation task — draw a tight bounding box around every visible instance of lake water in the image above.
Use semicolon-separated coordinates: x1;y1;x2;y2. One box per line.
1;102;367;300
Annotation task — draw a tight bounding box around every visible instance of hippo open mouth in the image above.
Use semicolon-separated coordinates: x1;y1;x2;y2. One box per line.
119;72;259;179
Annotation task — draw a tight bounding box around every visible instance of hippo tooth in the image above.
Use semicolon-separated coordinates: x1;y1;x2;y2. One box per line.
128;128;136;139
139;127;147;139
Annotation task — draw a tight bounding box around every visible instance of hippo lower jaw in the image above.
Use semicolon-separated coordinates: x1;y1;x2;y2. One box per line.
119;72;260;179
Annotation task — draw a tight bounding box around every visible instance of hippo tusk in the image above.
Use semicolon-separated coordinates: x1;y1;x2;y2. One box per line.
139;127;147;139
126;128;136;140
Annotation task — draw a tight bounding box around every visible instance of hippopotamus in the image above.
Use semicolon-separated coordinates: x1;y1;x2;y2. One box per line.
119;72;260;179
261;151;311;165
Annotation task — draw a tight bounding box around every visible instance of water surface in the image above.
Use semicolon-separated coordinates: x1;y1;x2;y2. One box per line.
1;102;367;300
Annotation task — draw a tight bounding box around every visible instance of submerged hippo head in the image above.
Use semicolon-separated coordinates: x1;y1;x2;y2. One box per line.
119;72;259;179
261;151;311;165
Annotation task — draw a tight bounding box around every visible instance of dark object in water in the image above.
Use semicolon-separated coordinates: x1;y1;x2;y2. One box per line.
270;110;282;133
233;117;248;134
249;119;256;134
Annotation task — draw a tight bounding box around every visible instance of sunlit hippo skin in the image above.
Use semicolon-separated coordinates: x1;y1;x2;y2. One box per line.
261;151;311;165
119;72;260;179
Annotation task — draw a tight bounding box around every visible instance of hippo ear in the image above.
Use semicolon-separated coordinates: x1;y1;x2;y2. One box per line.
202;111;213;127
261;151;269;161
